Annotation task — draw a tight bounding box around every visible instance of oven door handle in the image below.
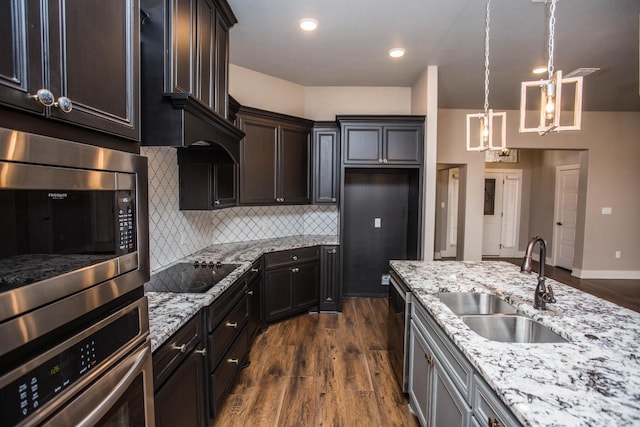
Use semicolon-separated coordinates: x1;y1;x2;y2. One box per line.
76;345;150;427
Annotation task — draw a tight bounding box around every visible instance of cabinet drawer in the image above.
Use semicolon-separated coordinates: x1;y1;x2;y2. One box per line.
210;295;248;369
208;278;247;332
210;326;249;414
153;312;203;391
472;375;520;427
412;302;473;401
264;246;319;269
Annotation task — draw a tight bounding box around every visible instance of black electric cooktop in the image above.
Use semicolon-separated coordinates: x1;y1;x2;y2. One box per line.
144;261;240;293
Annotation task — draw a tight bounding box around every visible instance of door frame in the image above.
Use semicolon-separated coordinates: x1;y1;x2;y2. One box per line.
552;164;580;269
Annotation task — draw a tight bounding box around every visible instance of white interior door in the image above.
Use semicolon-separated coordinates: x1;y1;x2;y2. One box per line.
553;165;580;270
482;173;503;256
442;168;459;258
482;170;522;257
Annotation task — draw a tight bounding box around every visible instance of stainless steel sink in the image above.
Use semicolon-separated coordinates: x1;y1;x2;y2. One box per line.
436;292;518;315
461;315;568;343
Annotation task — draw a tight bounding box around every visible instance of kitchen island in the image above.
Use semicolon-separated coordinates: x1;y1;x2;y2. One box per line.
390;260;640;427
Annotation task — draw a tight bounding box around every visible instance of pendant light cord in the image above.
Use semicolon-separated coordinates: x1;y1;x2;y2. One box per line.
483;0;491;113
547;0;556;79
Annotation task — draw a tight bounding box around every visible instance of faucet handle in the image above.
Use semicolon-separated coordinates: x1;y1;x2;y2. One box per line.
544;284;556;303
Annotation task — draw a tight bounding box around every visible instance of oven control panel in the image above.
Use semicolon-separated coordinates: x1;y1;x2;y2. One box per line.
116;190;136;255
0;309;140;426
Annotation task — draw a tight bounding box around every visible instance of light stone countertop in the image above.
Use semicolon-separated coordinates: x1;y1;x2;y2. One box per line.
145;235;338;351
389;260;640;427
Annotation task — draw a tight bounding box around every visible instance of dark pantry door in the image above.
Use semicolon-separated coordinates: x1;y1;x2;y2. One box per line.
343;170;409;296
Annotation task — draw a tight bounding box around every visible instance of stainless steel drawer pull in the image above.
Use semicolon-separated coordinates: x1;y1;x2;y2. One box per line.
227;358;239;364
251;268;260;272
225;321;238;328
195;348;207;356
247;290;254;295
171;343;187;353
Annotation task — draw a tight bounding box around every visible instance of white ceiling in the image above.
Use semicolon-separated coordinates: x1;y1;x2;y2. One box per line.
227;0;640;112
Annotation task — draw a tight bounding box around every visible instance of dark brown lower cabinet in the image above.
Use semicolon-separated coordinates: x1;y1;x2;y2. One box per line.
263;248;320;323
246;260;263;341
153;313;208;427
320;245;341;311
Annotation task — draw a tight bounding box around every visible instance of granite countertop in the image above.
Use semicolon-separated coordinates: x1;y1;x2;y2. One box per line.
390;260;640;427
145;235;337;351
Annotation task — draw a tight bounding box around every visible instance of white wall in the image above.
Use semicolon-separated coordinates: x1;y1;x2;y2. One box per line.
437;109;640;277
304;86;411;120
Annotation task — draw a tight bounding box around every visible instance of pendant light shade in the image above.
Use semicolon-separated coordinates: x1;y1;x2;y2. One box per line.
466;0;507;151
519;0;583;135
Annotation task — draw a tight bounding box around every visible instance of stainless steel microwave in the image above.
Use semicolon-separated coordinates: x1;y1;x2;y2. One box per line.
0;128;149;358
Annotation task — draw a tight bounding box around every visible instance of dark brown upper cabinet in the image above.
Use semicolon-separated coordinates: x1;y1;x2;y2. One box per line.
338;116;425;166
237;107;313;205
312;122;340;205
177;147;237;210
140;0;243;158
0;0;140;143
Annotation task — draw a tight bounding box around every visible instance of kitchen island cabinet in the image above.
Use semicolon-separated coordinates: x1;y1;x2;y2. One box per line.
390;260;640;427
0;0;140;150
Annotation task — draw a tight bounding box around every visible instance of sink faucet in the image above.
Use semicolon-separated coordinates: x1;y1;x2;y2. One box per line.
521;236;556;310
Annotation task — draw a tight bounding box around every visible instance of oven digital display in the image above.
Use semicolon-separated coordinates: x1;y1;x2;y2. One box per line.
0;310;140;427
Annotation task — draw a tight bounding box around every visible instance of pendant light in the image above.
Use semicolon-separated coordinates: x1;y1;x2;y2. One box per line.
466;0;507;152
519;0;583;135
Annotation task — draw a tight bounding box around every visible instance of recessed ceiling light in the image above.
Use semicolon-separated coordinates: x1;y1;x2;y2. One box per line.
298;18;318;31
389;48;405;58
532;66;547;75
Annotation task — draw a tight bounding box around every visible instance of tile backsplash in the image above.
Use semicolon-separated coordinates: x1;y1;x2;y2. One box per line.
142;147;338;272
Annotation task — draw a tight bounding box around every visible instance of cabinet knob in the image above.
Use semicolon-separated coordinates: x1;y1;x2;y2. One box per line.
54;96;73;113
171;343;187;353
328;249;337;254
225;321;238;328
383;159;388;164
31;88;55;107
488;417;501;427
247;290;254;296
194;348;207;356
290;267;299;273
227;358;239;365
251;268;260;273
214;200;221;206
292;255;298;261
424;354;435;366
331;198;337;202
378;158;383;164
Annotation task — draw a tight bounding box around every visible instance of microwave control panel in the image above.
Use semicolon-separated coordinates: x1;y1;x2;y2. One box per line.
116;190;136;255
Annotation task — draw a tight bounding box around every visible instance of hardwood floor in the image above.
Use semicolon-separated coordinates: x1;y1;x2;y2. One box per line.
499;258;640;312
213;298;418;427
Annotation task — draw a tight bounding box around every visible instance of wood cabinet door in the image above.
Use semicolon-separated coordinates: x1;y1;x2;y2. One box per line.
239;116;278;204
214;13;229;117
155;349;208;427
196;0;215;109
46;0;139;139
319;246;340;311
264;268;293;322
292;262;319;311
278;125;310;204
247;272;262;341
313;127;339;204
0;0;44;114
342;125;383;164
384;125;423;164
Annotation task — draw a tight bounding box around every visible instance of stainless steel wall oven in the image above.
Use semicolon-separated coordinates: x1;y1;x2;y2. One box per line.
0;128;153;426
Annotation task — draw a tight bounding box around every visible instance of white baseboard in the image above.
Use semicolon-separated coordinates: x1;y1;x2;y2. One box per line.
572;269;640;280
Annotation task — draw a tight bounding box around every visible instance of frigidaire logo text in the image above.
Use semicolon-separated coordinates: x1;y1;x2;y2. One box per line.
48;192;68;200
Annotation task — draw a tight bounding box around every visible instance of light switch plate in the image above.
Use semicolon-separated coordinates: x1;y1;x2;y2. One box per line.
602;207;612;215
381;274;390;285
374;218;381;228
